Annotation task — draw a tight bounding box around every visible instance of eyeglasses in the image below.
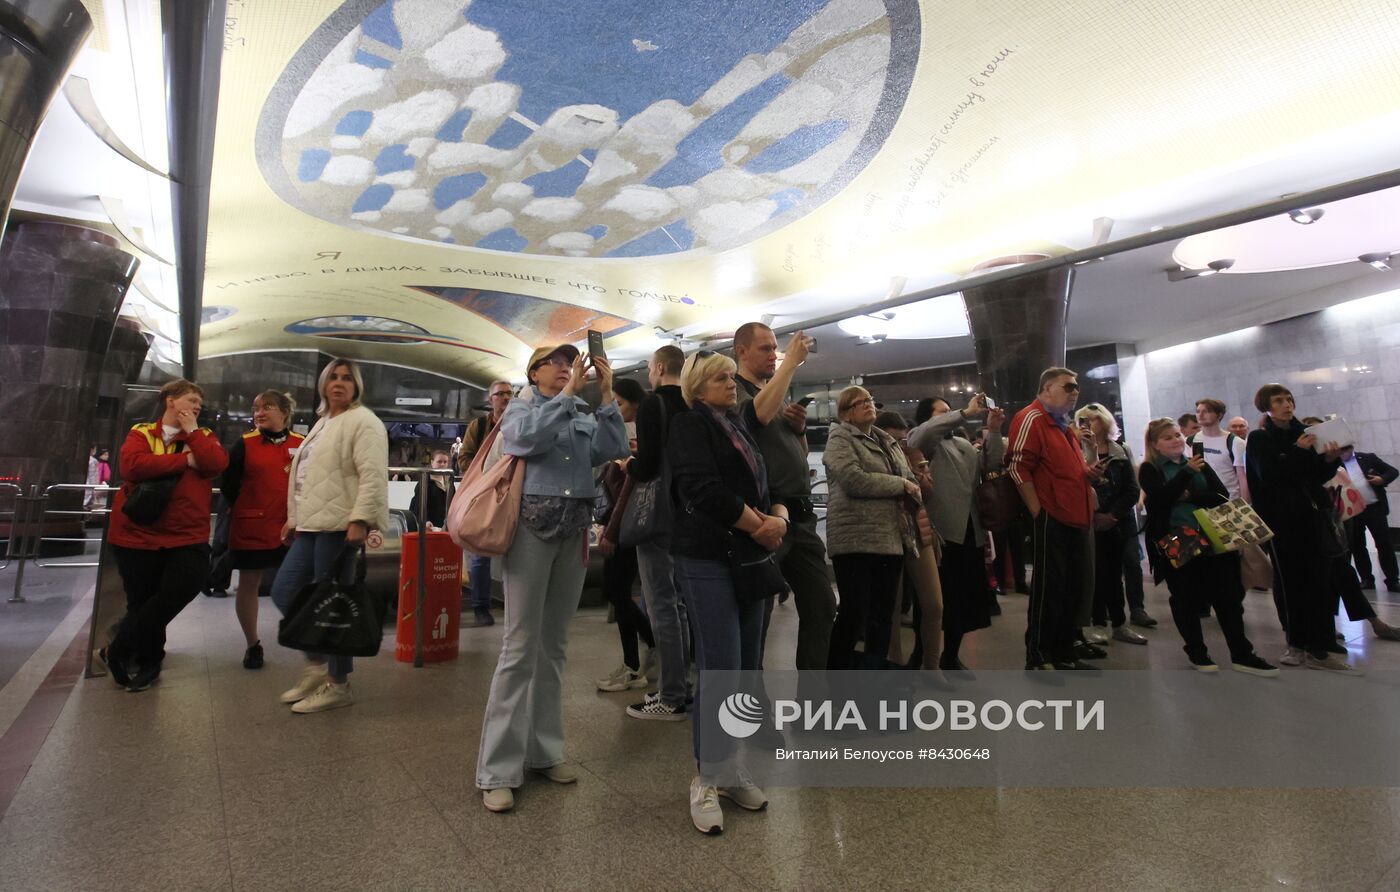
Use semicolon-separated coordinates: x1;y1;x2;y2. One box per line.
489;390;512;398
844;397;876;411
1061;382;1080;393
531;356;572;372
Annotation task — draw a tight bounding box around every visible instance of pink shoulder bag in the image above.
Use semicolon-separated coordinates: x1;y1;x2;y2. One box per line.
447;423;523;557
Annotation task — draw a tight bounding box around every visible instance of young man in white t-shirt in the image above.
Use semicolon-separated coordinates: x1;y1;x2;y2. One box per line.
1189;398;1250;502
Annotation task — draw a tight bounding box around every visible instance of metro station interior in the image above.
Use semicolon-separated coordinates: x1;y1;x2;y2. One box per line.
3;0;1400;889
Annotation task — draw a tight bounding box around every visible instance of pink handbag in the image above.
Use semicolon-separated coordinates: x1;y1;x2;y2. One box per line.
447;424;523;557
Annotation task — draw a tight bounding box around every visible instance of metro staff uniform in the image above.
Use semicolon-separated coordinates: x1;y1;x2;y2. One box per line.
106;420;228;685
1007;400;1095;669
224;428;304;567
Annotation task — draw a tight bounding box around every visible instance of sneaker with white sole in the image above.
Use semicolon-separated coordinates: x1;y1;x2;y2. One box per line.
597;666;647;692
529;762;578;784
279;665;329;704
1084;626;1110;644
1279;646;1305;667
718;771;768;811
627;695;686;721
1230;653;1279;677
595;663;631;691
690;776;722;835
482;788;514;813
290;681;354;713
1305;654;1363;676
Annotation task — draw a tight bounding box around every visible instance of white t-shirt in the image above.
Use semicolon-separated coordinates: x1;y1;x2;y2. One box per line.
1190;432;1245;500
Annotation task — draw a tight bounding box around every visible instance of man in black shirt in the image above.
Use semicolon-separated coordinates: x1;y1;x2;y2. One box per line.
625;346;694;720
733;323;833;670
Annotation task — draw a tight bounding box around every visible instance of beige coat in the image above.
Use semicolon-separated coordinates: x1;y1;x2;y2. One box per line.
822;422;918;557
286;405;391;532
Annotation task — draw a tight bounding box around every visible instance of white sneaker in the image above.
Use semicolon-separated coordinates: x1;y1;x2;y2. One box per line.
689;776;722;835
1084;626;1110;644
598;668;647;692
1305;654;1364;676
594;663;629;691
1279;647;1305;667
290;681;354;713
718;770;768;811
279;665;329;704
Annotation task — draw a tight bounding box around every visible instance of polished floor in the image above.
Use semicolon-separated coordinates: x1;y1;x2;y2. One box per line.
2;560;1400;891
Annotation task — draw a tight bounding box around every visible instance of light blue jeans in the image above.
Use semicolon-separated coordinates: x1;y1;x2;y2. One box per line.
674;554;768;779
270;530;354;679
637;540;691;707
476;526;587;790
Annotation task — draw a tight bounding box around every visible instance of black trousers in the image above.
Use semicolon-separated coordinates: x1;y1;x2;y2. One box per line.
828;553;903;669
1349;507;1398;585
1162;551;1254;662
110;543;212;671
1091;530;1128;627
1025;512;1091;666
602;546;654;670
1268;531;1341;657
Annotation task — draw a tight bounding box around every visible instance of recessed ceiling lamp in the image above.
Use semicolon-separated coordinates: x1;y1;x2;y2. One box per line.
1359;252;1392;271
1195;259;1236;277
1288;208;1325;225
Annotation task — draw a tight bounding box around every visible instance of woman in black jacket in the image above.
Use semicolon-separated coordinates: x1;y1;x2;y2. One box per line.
668;350;789;836
1139;418;1276;675
1075;403;1147;648
1245;384;1358;674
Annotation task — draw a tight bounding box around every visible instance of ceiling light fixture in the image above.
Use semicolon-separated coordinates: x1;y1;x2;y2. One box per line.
1359;252;1392;271
1287;208;1325;225
1194;258;1235;277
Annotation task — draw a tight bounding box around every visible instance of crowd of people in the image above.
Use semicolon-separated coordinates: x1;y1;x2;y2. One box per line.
91;324;1397;836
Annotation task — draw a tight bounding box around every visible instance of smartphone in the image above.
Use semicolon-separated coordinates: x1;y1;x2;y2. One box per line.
1191;441;1205;459
586;329;606;363
796;396;815;408
1077;418;1091;430
983;395;997;410
805;337;817;354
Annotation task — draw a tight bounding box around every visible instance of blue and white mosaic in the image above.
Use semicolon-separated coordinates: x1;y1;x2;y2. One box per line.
258;0;916;258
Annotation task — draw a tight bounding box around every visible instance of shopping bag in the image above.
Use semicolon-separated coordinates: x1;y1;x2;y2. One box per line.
1329;481;1367;521
1154;526;1208;569
277;546;385;657
1192;498;1275;555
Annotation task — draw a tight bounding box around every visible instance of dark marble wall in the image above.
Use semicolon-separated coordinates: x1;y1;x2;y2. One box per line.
962;257;1075;416
0;222;139;490
89;320;154;466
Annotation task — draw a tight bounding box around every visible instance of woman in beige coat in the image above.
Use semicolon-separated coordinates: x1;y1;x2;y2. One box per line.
823;386;920;669
270;358;389;714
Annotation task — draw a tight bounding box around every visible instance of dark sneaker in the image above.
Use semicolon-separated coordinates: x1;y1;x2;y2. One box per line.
1231;653;1279;677
1324;640;1349;656
1129;609;1158;627
1359;578;1377;590
95;647;130;687
1074;641;1108;660
242;642;264;670
1053;659;1100;671
467;608;495;628
627;694;687;721
1387;581;1400;594
1188;654;1219;673
126;664;160;692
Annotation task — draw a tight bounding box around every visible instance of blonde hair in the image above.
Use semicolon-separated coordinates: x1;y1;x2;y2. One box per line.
1074;403;1119;441
836;385;871;417
1142;417;1179;466
153;379;203;420
254;389;295;418
680;351;736;405
315;358;365;416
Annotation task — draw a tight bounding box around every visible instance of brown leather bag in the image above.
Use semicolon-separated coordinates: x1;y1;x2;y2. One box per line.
976;465;1021;533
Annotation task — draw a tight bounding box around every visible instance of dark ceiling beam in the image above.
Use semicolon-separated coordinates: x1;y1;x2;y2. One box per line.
162;0;226;377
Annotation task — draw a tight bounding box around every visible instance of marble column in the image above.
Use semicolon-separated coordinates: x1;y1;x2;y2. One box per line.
961;254;1074;413
0;1;93;234
91;319;153;462
0;221;140;493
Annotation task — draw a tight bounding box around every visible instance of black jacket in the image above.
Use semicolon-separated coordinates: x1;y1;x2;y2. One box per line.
1091;441;1140;535
1245;419;1339;536
667;404;770;561
409;478;450;528
1139;458;1228;582
631;384;687;484
1353;451;1398;515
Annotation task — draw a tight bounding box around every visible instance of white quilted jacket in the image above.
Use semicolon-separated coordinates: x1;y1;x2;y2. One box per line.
286;405;390;533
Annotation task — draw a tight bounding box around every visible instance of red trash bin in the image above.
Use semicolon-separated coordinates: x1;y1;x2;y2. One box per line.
396;531;462;663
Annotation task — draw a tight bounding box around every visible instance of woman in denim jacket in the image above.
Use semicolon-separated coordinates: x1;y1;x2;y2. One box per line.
477;344;629;813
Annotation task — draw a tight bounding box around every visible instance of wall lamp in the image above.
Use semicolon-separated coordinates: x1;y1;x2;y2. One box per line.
1359;252;1393;271
1288;208;1325;225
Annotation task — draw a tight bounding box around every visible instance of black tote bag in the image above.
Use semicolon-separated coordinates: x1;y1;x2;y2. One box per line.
277;546;386;657
121;442;186;524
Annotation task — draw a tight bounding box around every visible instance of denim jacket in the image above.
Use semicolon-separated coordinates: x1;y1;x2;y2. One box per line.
501;386;629;498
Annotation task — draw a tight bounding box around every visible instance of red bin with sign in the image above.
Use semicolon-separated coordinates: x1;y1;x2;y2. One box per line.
396;532;462;663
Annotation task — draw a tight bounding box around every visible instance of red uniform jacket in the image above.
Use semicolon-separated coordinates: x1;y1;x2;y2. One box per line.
1006;401;1094;529
226;429;304;550
109;422;229;549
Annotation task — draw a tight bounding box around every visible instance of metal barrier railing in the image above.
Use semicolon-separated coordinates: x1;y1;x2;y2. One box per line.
10;470;459;668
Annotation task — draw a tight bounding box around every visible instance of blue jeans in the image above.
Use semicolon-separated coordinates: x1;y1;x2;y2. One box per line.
637;540;691;707
270;531;354;679
674;554;768;777
468;553;492;610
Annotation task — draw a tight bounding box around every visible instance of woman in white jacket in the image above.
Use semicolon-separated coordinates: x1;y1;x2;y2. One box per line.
271;359;389;714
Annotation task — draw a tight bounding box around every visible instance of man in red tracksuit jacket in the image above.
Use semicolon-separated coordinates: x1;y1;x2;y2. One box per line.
1006;367;1101;669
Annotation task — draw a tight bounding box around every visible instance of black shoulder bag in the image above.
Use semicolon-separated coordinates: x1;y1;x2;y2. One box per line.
278;545;386;657
121;441;186;524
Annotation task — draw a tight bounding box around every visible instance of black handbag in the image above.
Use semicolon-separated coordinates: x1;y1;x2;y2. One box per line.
726;531;788;603
619;398;673;547
277;546;386;657
121;441;186;524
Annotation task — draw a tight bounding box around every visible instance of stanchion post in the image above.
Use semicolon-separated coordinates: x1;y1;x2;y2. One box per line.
413;468;430;668
9;485;44;603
